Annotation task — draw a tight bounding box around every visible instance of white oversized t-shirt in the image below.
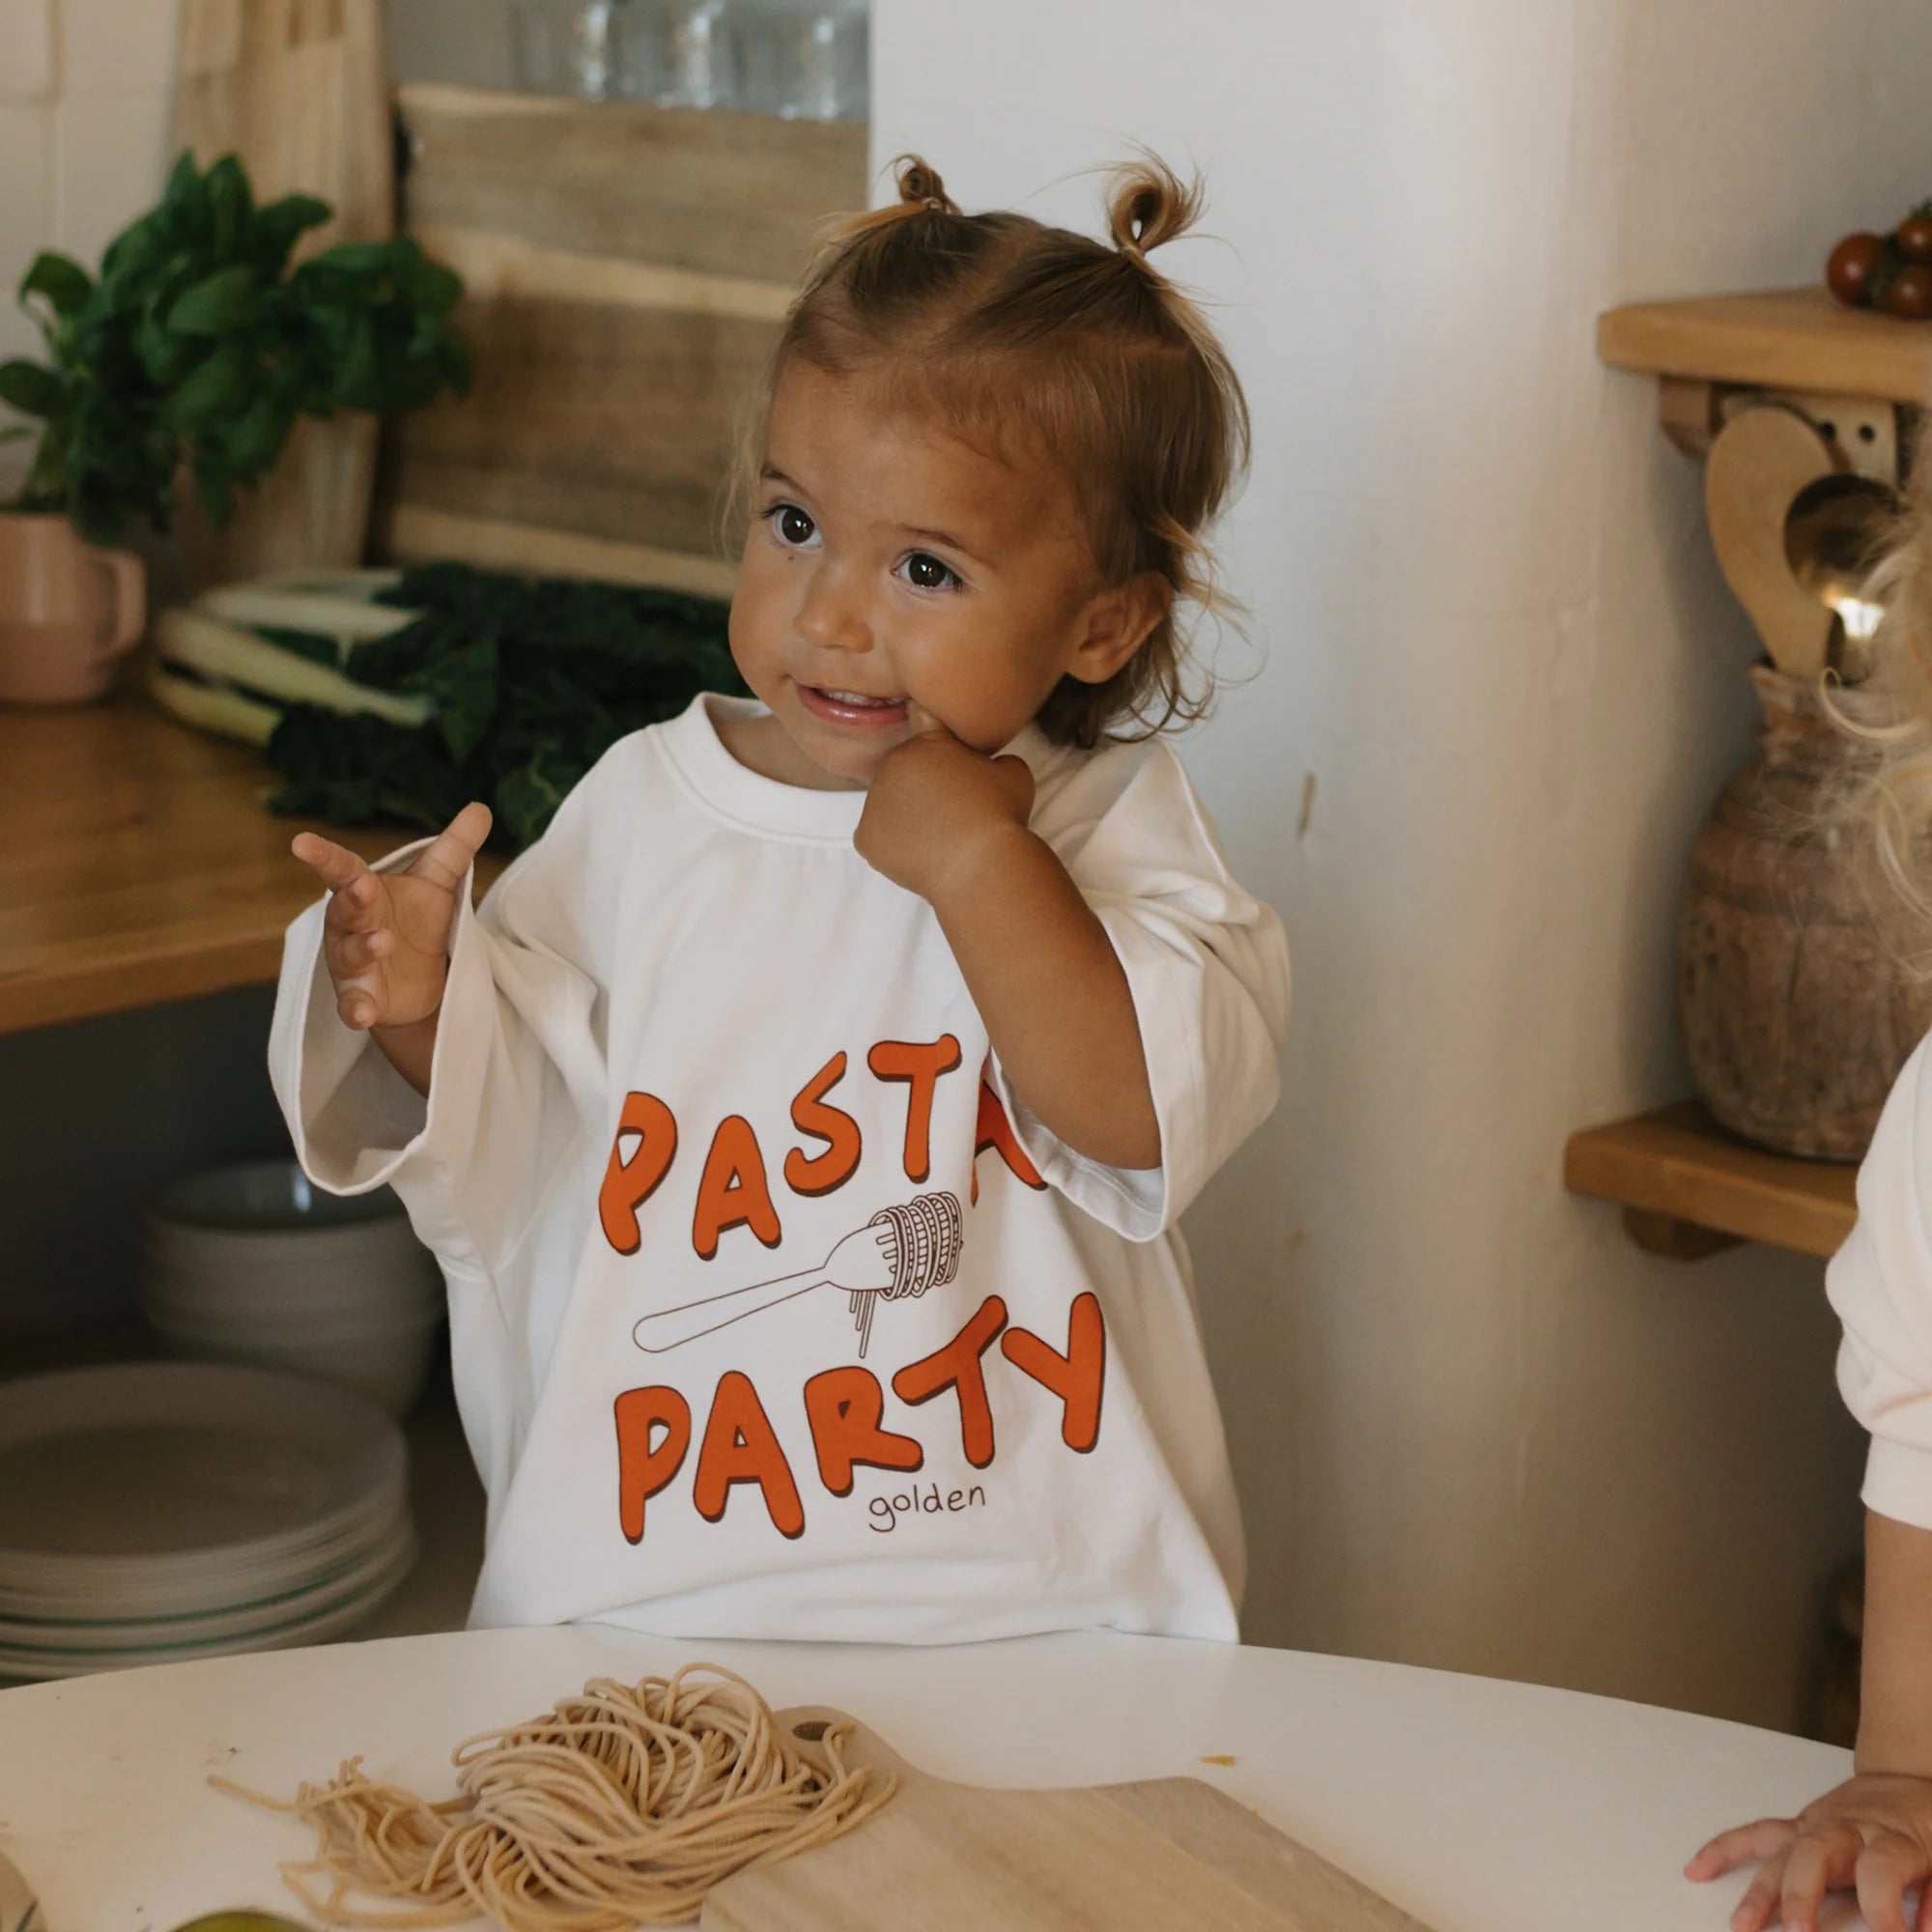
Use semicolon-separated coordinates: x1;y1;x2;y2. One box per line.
270;695;1290;1643
1830;1031;1932;1528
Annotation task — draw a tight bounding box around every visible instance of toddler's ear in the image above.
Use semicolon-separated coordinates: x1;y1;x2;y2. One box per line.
1066;572;1172;686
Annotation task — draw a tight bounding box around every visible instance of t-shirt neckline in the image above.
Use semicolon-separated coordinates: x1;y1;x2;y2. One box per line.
661;695;868;841
662;694;1051;843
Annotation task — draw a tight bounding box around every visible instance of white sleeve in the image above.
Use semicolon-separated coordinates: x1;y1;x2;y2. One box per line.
988;741;1291;1242
1828;1031;1932;1530
267;766;617;1277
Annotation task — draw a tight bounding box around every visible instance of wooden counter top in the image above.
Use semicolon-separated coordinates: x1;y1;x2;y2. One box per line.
1598;286;1932;404
0;687;502;1035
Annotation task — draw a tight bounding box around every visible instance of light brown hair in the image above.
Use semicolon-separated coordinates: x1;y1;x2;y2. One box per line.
727;153;1251;748
1833;435;1932;942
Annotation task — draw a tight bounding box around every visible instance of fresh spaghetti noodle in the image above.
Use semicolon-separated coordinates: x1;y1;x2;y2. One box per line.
213;1662;895;1929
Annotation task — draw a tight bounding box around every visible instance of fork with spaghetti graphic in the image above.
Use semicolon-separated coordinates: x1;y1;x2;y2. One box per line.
631;1192;963;1356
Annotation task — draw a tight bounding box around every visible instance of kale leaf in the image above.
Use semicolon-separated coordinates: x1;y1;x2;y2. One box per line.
263;563;746;851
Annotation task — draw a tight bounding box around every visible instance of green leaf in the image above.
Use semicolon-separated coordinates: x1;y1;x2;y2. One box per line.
398;251;464;316
161;342;252;430
168;264;266;336
223;389;296;477
192;449;234;526
205;154;253;261
428;633;499;762
98;214;170;297
248;192;332;273
18;252;93;317
159;150;209;226
255;191;331;236
0;359;64;417
134;309;194;384
309;239;400;277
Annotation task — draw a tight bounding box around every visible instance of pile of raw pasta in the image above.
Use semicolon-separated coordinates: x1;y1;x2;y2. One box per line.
214;1663;895;1928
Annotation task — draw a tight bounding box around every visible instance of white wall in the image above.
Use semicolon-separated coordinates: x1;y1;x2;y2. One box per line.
0;0;177;496
0;0;175;364
875;0;1932;1728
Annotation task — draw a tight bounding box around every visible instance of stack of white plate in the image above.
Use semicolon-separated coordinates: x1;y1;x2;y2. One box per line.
141;1162;444;1417
0;1361;414;1680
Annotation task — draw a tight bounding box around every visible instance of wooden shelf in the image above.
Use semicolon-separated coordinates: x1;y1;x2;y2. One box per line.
1598;286;1932;405
0;681;504;1036
1564;1102;1857;1261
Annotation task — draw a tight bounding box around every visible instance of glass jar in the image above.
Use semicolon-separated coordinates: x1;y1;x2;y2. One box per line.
618;0;735;108
724;0;868;122
510;0;628;99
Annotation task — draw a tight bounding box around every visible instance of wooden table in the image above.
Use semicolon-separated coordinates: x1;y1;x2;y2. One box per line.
0;1624;1857;1931
0;687;501;1036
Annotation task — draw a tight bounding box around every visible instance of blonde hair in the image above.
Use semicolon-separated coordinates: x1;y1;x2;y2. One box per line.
726;152;1252;748
1834;436;1932;935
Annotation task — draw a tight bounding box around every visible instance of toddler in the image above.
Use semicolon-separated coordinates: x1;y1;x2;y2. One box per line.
1690;441;1932;1929
272;156;1290;1643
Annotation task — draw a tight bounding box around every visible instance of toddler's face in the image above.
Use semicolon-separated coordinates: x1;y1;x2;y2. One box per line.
726;361;1133;789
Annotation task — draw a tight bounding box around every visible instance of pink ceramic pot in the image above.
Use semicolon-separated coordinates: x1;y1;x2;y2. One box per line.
0;513;146;704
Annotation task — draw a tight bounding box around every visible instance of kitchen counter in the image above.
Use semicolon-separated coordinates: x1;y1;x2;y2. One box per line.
0;687;503;1036
0;1623;1853;1930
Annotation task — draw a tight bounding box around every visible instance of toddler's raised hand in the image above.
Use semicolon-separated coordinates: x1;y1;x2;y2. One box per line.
1687;1772;1932;1932
291;803;493;1034
856;704;1035;903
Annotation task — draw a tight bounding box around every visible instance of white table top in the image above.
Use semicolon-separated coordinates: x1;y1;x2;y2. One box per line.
0;1625;1859;1932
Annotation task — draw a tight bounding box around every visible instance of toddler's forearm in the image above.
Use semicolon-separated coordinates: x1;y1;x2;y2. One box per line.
370;1009;441;1099
928;825;1158;1170
1855;1507;1932;1777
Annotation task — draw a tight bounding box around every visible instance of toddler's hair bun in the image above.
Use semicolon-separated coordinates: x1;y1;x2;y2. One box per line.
888;154;961;216
1104;153;1206;261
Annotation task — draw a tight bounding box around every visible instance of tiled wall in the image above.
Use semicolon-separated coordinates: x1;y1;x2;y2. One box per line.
0;0;179;376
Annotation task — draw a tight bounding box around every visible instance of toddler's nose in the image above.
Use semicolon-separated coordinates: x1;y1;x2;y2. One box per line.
794;565;871;653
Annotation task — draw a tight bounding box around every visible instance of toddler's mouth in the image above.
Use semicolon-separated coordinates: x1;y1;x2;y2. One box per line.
797;685;911;729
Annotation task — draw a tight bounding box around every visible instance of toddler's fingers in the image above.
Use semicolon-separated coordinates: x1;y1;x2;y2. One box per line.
1727;1850;1788;1932
1778;1825;1861;1932
322;868;388;940
327;927;394;977
410;801;493;895
1856;1833;1926;1932
293;830;373;896
903;700;957;743
334;971;385;1031
1687;1818;1797;1881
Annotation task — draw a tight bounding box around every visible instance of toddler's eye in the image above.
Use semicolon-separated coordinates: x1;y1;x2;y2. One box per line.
897;552;961;593
768;503;820;549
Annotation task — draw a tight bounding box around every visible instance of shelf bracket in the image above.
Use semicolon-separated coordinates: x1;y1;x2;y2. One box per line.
1620;1208;1745;1263
1658;377;1726;457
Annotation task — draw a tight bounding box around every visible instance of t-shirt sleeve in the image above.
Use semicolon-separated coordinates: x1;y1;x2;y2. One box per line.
267;765;617;1277
987;741;1291;1242
1828;1031;1932;1530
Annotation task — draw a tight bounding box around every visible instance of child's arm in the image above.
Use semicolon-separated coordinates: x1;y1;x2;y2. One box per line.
290;802;493;1098
856;725;1158;1171
1687;1507;1932;1932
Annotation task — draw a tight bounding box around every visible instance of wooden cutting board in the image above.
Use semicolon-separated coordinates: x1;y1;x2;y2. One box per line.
698;1708;1437;1932
376;85;868;601
170;0;393;586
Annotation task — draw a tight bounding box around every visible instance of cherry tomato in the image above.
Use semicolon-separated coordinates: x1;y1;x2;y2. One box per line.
1898;211;1932;264
1880;263;1932;320
1828;231;1886;305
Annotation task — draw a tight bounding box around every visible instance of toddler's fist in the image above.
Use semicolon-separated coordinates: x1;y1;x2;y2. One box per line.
291;803;493;1033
